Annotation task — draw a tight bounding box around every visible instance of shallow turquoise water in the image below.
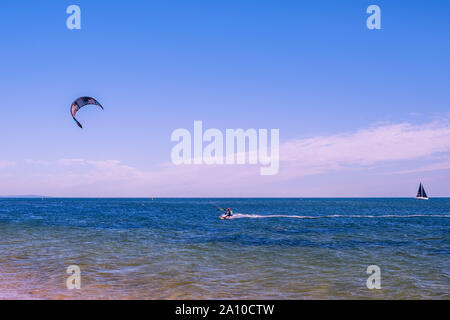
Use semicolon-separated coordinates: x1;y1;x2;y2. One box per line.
0;198;449;299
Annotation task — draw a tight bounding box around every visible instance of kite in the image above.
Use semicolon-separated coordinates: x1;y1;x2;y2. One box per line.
70;97;104;128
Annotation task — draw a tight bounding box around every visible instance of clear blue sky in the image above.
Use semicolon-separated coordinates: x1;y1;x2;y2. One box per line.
1;0;449;197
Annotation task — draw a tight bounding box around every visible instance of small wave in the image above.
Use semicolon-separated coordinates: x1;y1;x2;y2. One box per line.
230;213;450;219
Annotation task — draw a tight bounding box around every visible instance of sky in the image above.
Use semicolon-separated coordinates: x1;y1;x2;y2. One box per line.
0;0;449;197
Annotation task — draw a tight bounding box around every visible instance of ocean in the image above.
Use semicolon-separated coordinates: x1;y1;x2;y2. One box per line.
0;198;448;299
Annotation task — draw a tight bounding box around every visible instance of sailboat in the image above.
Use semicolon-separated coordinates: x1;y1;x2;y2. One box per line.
416;183;429;200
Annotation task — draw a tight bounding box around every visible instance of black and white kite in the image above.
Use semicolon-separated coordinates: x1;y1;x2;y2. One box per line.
70;97;104;128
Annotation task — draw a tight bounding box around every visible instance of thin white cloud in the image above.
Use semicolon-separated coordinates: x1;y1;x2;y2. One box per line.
279;121;450;179
389;160;450;175
24;159;50;166
57;158;86;166
0;161;16;169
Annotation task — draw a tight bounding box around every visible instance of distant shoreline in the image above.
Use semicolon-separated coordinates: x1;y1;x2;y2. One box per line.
0;195;47;199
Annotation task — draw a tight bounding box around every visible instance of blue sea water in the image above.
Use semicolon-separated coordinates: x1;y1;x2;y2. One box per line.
0;198;449;299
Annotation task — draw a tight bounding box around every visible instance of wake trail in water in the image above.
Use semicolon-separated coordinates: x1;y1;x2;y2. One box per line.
231;213;450;219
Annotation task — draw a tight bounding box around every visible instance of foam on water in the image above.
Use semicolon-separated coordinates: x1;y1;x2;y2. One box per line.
231;213;450;219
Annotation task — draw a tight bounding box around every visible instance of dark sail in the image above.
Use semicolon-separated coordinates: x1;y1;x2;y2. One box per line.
416;183;428;199
421;185;428;198
416;183;423;198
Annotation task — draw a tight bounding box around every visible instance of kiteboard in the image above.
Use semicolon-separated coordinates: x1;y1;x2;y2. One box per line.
220;214;232;220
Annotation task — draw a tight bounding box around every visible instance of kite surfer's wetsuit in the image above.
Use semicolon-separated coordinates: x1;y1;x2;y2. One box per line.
225;208;233;217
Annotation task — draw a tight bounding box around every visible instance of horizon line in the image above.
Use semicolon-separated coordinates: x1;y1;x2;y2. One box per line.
1;196;449;199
